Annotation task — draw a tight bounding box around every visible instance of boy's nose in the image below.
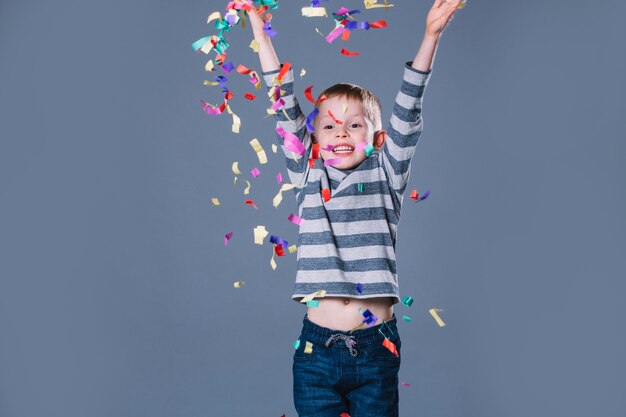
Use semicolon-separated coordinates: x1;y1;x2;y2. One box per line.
335;126;348;137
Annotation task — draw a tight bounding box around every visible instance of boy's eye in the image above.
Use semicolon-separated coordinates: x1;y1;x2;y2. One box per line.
350;123;362;128
323;125;334;130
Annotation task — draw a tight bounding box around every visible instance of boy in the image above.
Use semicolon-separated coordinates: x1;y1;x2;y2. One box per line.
247;1;461;415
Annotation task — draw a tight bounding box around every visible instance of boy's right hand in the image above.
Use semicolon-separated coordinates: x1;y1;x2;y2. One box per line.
246;3;273;41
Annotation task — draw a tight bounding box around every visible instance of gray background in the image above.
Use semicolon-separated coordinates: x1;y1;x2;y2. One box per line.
1;0;625;416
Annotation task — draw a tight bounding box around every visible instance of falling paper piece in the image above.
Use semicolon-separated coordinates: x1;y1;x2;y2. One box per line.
402;315;412;323
269;235;288;247
402;296;414;307
234;281;245;288
211;198;221;206
306;300;320;307
301;290;326;303
232;161;241;175
270;249;277;270
251;167;261;178
364;0;394;9
245;199;258;209
276;172;283;184
411;189;430;201
253;226;269;245
401;382;411;387
304;341;313;354
224;232;233;246
271;144;278;153
274;243;285;256
244;92;256;100
243;180;251;195
429;308;446;327
288;244;297;254
382;338;399;357
249;39;259;52
293;339;301;349
304;85;316;104
300;68;306;78
207;11;222;23
356;283;363;294
341;48;361;57
273;183;297;207
249;138;268;164
302;7;327;17
288;213;304;226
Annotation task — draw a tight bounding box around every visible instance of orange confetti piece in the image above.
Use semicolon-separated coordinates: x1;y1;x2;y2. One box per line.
340;48;360;57
304;85;316;104
327;110;342;124
382;338;399;357
225;90;234;100
411;189;418;200
277;62;292;82
341;30;351;41
308;158;315;168
321;188;331;202
236;64;252;74
244;92;256;100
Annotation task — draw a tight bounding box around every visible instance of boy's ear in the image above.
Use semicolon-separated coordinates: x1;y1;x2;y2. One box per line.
373;130;386;150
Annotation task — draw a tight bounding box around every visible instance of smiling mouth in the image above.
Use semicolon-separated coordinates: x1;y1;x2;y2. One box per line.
332;145;354;155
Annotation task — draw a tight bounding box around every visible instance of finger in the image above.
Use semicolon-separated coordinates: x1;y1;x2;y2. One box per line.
432;0;445;9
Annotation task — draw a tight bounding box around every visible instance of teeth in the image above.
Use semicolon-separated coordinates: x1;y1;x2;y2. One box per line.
333;146;353;153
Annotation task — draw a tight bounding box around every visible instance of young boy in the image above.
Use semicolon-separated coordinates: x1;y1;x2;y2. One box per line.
247;1;461;415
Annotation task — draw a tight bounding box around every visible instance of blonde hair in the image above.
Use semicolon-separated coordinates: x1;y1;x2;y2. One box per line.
316;83;383;133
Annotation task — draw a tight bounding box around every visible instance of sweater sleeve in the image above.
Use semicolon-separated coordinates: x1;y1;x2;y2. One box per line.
380;62;431;196
262;66;312;190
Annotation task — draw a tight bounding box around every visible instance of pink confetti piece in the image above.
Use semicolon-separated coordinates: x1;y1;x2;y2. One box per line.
401;382;411;387
224;232;233;246
326;25;345;43
271;98;286;111
288;213;304;226
276;172;283;184
276;127;306;156
324;158;342;167
251;167;261;178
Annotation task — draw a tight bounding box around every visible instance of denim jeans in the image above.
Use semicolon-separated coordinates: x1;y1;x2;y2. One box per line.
293;314;401;417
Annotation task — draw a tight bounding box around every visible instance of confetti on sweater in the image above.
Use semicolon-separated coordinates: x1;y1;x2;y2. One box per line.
402;296;414;307
429;308;446;327
211;197;221;206
276;127;306;156
233;281;245;288
301;290;326;303
224;232;233;246
356;283;363;294
253;225;269;245
321;188;331;202
357;183;364;192
288;213;304;226
232;161;241;175
249;138;268;164
251;167;261;178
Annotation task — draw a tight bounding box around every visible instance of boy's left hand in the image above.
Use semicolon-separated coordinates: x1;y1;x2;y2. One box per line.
425;0;462;38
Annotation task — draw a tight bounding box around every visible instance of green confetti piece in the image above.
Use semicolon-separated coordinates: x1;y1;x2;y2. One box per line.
293;339;301;349
364;144;375;157
402;315;412;322
402;296;414;307
357;183;364;192
306;300;320;307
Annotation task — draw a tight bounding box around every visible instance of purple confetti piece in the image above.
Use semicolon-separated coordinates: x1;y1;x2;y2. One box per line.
420;190;430;201
306;108;319;133
324;158;342;167
276;172;283;184
251;167;260;178
361;309;378;326
222;62;235;74
263;21;277;38
224;232;233;246
356;283;363;294
288;213;304;226
269;235;289;247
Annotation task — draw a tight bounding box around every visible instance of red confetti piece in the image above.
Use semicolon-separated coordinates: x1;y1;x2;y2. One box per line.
321;188;331;202
277;62;292;82
317;94;327;104
382;338;399;357
340;413;351;417
224;91;234;100
308;158;315;168
327;110;342;124
304;85;316;104
275;243;285;256
410;190;418;200
369;20;388;29
312;143;320;159
244;92;256;100
340;48;360;57
236;64;252;74
244;199;258;209
341;30;351;41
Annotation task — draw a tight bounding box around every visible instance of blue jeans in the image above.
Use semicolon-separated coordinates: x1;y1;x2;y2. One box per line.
293;314;401;417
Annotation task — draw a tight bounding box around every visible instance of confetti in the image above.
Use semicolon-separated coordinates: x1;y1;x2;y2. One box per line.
244;92;256;100
301;290;326;303
224;232;233;246
321;188;331;202
382;338;399;357
364;0;394;9
274;243;285;256
302;6;327;17
429;308;446;327
251;167;261;178
402;296;414;307
249;39;259;52
304;341;313;354
341;48;361;57
324;158;342;167
304;85;316;104
270;249;277;270
356;283;363;294
243;179;251;195
340;414;351;417
271;144;278;153
402;315;412;322
401;382;411;387
276;172;283;184
410;189;430;201
357;183;364;192
269;235;288;247
325;25;345;43
327;109;342;124
288;213;304;226
306;300;320;307
249;138;268;164
277;61;292;82
253;225;268;245
293;339;301;349
211;197;221;206
245;199;259;209
300;68;306;78
233;281;245;288
207;11;222;23
205;60;215;71
288;244;297;254
232;161;241;175
364;144;375;157
361;308;378;326
273;183;297;207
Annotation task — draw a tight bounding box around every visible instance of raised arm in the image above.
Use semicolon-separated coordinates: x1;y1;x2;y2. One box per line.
380;0;461;195
247;4;280;73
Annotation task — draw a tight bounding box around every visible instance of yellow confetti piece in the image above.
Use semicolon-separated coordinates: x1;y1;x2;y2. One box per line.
233;176;238;186
343;103;348;113
243;180;251;195
429;308;446;327
249;138;268;164
233;281;245;288
314;28;326;38
302;7;327;17
205;60;215;72
270;249;277;270
203;80;220;86
273;183;297;207
304;341;313;354
253;225;268;245
249;39;259;53
207;11;222;23
364;0;394;9
288;244;297;254
225;105;240;134
271;144;278;153
300;290;326;303
211;197;220;206
232;162;241;175
300;68;306;78
200;37;216;54
266;108;276;116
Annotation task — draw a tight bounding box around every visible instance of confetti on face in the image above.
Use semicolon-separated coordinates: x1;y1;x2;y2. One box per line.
429;308;446;327
306;300;320;307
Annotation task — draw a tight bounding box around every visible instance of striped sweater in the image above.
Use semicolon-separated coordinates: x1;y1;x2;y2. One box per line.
262;63;431;304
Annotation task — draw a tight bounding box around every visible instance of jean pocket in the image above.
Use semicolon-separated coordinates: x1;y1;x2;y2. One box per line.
364;334;401;362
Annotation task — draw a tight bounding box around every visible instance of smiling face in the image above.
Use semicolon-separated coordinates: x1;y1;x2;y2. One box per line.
313;96;385;170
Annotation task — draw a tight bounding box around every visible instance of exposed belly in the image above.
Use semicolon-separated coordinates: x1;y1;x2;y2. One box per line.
306;296;394;331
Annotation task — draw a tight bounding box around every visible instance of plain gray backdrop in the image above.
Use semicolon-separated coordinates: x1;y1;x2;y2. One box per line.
1;0;625;416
